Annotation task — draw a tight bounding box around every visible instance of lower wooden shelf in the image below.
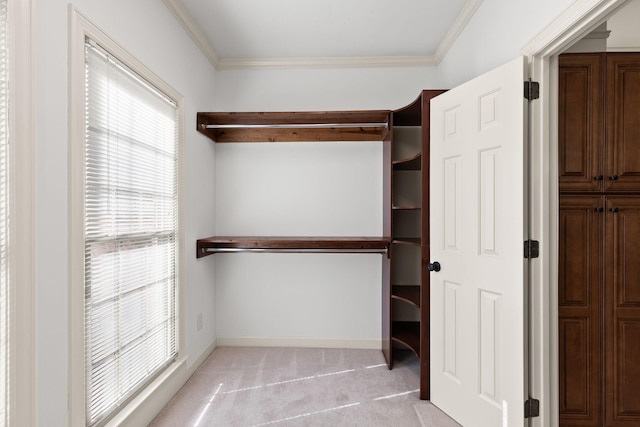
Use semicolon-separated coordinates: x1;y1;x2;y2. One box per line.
391;285;420;308
392;321;420;357
197;236;390;258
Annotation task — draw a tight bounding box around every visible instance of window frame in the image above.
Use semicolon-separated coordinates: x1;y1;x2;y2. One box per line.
69;8;185;426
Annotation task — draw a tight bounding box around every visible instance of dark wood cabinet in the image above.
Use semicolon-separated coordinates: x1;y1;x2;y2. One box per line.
559;53;640;193
559;53;640;427
558;195;603;427
382;90;444;400
604;197;640;426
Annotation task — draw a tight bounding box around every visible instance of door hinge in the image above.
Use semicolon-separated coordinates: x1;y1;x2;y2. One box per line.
524;398;540;418
524;240;539;259
524;80;540;100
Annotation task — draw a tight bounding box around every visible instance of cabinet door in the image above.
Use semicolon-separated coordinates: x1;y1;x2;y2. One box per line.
558;54;604;192
605;197;640;426
605;53;640;191
558;196;604;427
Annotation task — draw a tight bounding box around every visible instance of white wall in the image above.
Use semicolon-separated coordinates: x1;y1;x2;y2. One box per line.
211;66;439;346
216;142;382;236
608;0;640;50
436;0;573;87
215;140;383;344
213;66;442;111
34;1;217;425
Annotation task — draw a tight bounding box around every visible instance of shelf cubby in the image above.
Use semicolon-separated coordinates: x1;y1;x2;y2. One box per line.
391;321;421;357
392;285;421;308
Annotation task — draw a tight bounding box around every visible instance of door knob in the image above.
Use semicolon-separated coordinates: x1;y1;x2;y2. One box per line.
428;262;441;272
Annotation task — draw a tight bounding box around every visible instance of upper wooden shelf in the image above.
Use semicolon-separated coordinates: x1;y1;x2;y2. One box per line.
197;111;390;143
197;236;390;258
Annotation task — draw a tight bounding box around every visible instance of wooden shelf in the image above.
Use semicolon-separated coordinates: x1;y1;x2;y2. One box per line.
197;236;390;258
197;111;390;143
393;153;421;171
392;238;421;246
392;205;421;210
392;321;420;357
392;285;420;308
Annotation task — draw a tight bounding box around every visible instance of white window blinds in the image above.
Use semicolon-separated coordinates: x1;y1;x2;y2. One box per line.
0;0;8;426
84;39;178;426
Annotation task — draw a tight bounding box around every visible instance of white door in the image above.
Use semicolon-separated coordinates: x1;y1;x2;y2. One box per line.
430;56;528;427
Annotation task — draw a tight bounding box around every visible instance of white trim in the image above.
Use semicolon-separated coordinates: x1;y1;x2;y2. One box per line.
432;0;484;63
581;29;611;39
216;337;381;350
161;0;220;69
522;0;626;57
8;0;35;425
104;340;216;427
162;0;481;71
607;46;640;51
523;1;630;426
216;55;436;70
68;7;186;426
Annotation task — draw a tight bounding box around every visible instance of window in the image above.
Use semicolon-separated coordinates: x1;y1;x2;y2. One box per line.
83;38;179;426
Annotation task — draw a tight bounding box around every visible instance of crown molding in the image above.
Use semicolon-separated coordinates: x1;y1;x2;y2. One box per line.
162;0;220;69
163;0;482;71
433;0;484;63
216;55;437;71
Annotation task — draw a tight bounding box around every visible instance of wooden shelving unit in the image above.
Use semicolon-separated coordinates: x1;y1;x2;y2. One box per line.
382;90;445;400
194;109;391;256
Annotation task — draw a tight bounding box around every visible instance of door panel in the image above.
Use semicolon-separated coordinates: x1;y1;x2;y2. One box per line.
558;195;603;427
605;54;640;191
558;54;604;192
430;57;526;427
605;197;640;426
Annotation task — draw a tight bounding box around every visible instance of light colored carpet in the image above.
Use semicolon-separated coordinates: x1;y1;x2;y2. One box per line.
413;402;461;427
150;347;460;427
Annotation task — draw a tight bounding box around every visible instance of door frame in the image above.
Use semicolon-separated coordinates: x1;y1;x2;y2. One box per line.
523;1;630;426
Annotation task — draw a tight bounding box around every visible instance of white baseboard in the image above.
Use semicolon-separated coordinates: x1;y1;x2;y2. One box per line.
216;336;381;350
108;339;217;427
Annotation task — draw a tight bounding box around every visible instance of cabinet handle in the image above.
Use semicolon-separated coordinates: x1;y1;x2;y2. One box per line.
610;207;619;213
609;175;619;181
595;207;604;212
594;175;604;181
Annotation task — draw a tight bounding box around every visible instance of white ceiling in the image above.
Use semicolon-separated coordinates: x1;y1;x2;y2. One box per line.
163;0;484;70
